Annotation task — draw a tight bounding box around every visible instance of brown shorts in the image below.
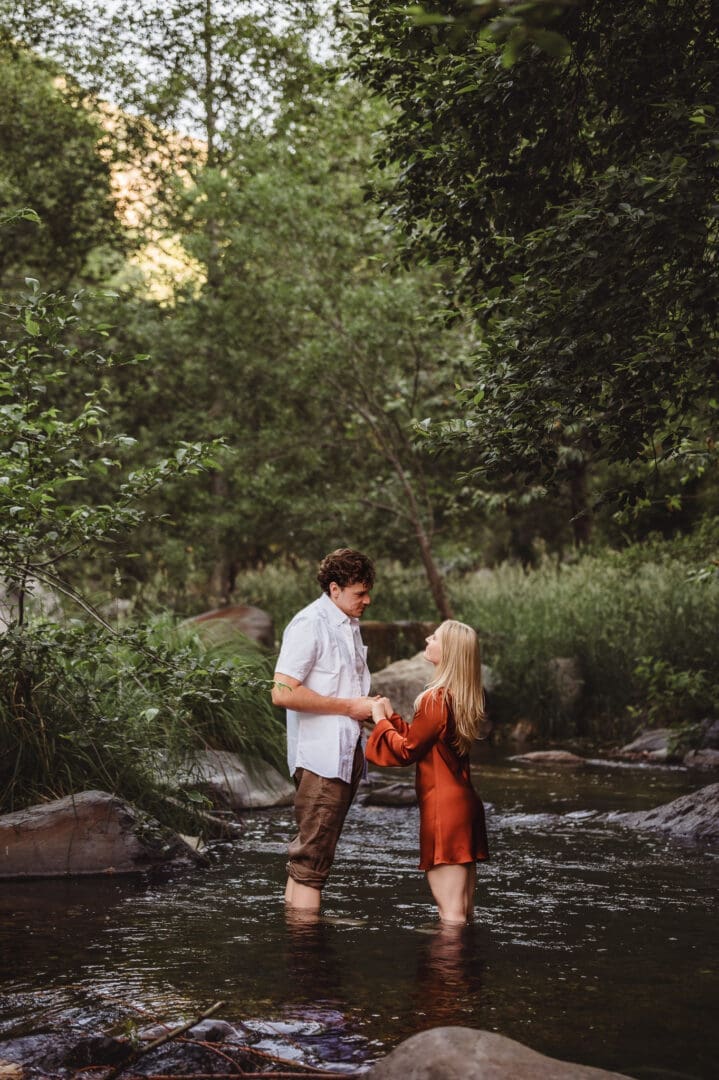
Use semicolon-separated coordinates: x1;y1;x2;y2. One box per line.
286;741;364;891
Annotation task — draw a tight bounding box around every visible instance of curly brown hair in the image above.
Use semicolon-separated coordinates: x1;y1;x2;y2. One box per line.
317;548;376;594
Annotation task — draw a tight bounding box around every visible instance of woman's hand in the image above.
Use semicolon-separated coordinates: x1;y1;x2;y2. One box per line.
371;696;392;723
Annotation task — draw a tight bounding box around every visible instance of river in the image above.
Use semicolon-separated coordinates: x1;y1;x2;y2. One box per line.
2;749;717;1078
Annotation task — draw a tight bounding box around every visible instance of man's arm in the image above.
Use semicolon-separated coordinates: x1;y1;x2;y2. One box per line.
272;673;376;721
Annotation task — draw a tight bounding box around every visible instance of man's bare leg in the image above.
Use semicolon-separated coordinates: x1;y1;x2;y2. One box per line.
285;876;321;911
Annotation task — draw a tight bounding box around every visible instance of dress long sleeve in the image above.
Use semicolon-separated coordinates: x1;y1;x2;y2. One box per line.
365;691;446;766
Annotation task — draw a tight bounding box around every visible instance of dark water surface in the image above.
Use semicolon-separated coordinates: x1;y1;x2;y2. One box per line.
1;751;717;1078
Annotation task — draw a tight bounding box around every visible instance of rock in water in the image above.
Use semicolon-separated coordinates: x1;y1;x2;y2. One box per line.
176;749;294;809
684;749;719;771
607;782;719;846
362;782;417;807
617;728;674;760
511;750;586;767
366;1027;631;1079
0;790;203;879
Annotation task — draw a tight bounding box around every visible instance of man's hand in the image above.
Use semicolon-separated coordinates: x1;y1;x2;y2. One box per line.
346;695;380;721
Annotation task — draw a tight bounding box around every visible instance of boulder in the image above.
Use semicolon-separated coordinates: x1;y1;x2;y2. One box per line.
179;750;294;810
0;791;203;880
607;782;719;846
370;652;434;723
511;750;586;767
617;728;674;761
371;651;495;725
699;717;719;749
183;604;274;649
546;656;584;713
366;1027;631;1079
684;749;719;771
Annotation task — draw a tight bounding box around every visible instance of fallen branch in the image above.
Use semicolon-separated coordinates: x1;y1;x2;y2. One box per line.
104;1001;226;1080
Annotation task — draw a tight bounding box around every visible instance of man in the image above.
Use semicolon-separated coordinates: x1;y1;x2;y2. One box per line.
272;548;377;911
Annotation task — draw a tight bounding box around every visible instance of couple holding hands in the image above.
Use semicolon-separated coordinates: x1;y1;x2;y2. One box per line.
271;548;489;926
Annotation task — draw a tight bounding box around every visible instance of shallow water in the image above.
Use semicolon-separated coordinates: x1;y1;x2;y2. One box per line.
2;750;717;1078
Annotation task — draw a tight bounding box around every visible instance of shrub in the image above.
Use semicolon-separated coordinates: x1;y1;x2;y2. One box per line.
0;617;284;829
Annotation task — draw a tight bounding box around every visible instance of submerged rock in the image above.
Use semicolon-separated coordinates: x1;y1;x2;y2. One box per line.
362;782;417;807
511;750;587;767
366;1027;631;1079
607;782;719;846
0;791;203;880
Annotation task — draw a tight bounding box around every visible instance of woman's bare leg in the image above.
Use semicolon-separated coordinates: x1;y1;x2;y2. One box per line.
426;863;473;924
465;862;477;922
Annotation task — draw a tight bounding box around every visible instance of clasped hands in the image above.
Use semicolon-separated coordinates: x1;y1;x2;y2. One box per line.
348;695;393;724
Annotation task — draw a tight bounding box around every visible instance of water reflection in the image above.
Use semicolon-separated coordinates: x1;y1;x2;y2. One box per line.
413;923;485;1028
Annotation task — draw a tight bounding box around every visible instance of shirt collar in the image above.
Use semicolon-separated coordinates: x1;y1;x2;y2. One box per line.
319;591;355;626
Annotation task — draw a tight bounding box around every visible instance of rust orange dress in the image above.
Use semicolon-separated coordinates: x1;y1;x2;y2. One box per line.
365;687;489;871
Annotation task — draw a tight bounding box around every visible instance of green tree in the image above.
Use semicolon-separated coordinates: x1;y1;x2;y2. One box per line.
348;0;719;523
0;278;219;624
0;48;122;290
108;85;470;617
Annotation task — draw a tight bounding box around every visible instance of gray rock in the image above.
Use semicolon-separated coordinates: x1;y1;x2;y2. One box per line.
182;604;274;649
370;652;434;723
0;791;202;880
366;1027;631;1079
700;718;719;749
607;782;719;846
362;782;417;807
546;656;584;712
179;750;294;810
618;728;673;756
371;651;495;724
683;749;719;771
511;750;586;767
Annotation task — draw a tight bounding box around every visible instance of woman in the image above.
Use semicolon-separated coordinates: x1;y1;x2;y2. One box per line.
366;620;489;924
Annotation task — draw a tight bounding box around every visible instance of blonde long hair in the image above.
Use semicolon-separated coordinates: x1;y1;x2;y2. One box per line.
419;620;486;756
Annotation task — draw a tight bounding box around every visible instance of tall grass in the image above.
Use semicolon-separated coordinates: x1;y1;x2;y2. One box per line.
0;617;285;828
451;530;719;738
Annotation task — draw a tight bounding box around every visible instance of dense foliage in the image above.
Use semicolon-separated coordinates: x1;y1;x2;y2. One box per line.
348;0;719;522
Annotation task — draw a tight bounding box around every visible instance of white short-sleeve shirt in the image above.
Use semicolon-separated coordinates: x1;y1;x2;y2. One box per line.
274;592;370;782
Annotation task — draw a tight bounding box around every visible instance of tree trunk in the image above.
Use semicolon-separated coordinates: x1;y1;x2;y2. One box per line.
568;460;592;547
398;470;454;620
